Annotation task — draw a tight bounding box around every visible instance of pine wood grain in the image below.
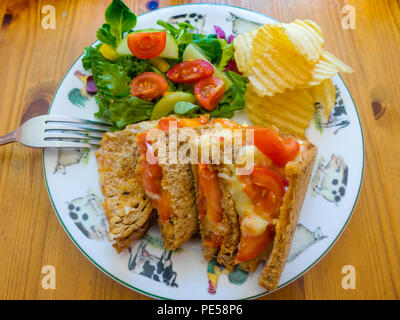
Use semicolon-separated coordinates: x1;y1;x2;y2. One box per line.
0;0;399;300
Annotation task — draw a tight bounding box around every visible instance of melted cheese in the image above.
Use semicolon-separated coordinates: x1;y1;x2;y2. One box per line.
218;169;269;237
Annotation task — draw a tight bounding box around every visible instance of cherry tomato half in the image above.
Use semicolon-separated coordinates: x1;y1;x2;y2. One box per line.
130;72;168;101
127;32;166;59
194;76;225;111
252;127;300;167
166;60;214;84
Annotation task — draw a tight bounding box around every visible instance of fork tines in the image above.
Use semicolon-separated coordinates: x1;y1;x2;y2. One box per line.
43;115;111;148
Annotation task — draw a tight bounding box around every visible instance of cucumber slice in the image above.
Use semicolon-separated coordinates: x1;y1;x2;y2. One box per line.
151;92;196;120
182;43;233;90
160;33;179;59
116;37;131;56
116;29;179;59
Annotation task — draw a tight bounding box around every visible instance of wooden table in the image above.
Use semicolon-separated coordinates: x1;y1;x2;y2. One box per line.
0;0;399;300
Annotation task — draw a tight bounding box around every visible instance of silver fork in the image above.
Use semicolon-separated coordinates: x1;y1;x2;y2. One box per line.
0;115;111;148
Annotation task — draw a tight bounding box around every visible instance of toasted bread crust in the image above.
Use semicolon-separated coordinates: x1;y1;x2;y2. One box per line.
96;128;154;253
258;142;317;291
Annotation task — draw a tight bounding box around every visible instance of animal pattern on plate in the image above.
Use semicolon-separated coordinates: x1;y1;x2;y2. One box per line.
227;12;263;35
167;13;206;33
206;259;248;294
54;148;89;174
67;70;94;108
66;193;108;240
287;224;327;263
314;85;350;135
128;234;179;288
68;88;89;108
311;154;348;204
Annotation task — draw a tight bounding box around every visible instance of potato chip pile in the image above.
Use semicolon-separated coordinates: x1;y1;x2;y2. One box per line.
234;20;352;138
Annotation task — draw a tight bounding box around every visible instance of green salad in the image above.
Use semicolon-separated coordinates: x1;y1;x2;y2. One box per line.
82;0;247;131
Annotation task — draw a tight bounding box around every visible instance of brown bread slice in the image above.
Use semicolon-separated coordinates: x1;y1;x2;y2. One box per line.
216;166;241;270
158;161;199;250
95;124;155;253
150;127;200;251
258;142;317;290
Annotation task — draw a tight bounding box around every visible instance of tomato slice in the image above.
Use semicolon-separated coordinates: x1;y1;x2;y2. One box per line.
203;233;224;248
137;132;171;222
177;116;209;128
130;72;168;101
158;117;177;131
251;167;285;219
166;60;214;84
158;116;209;131
156;192;171;223
235;225;274;263
252;127;300;167
194;76;225;111
251;167;285;197
198;164;224;223
239;170;284;221
127;32;166;59
212;118;242;129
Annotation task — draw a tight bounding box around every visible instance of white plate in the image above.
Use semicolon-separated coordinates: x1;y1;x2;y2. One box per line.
43;4;364;300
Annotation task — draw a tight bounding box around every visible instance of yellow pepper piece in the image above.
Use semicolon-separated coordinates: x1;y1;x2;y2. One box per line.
150;57;170;73
99;43;119;61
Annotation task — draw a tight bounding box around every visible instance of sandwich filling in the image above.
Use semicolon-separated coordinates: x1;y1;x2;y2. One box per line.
197;120;302;264
197;163;225;248
137;131;171;222
232;126;300;263
137;116;209;224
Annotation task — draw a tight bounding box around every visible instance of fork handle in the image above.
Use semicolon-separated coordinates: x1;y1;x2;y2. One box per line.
0;130;18;146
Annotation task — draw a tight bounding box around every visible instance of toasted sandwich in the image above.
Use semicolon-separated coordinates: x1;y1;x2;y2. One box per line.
191;118;317;291
95;121;157;252
97;116;209;252
134;116;209;250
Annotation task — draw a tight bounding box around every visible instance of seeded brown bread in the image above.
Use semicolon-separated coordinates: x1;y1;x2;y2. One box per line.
258;142;317;291
155;127;200;251
216;164;268;273
95;125;155;253
159;162;198;250
216;166;241;270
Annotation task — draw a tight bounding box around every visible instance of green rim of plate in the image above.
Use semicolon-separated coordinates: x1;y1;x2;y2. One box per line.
42;3;365;300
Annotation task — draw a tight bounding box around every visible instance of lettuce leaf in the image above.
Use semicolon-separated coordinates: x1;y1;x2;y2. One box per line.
174;101;199;117
96;23;117;47
105;0;137;46
218;39;234;70
193;34;221;64
210;71;248;118
110;96;154;129
95;61;131;98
